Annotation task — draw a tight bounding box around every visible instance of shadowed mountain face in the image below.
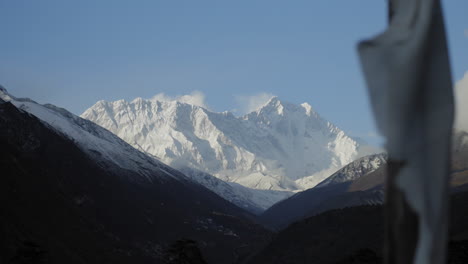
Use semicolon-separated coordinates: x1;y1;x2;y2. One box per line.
260;154;387;230
260;136;468;230
250;188;468;264
0;101;270;264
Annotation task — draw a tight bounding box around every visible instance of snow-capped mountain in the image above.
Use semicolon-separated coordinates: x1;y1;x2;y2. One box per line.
0;88;285;213
0;88;179;184
0;87;269;263
315;153;387;188
82;94;377;208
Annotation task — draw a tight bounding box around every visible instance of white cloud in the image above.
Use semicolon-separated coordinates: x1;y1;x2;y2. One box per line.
465;29;468;37
235;92;275;114
150;91;208;109
455;72;468;131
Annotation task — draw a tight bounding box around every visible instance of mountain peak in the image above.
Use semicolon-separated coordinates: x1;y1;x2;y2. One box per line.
149;91;208;109
300;102;314;116
254;96;300;116
252;97;318;118
265;96;280;105
0;85;14;102
243;96;280;114
131;97;144;103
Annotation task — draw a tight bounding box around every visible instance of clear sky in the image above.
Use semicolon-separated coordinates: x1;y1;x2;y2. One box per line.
0;0;467;145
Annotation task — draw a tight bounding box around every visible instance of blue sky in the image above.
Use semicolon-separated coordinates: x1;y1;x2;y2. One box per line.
0;0;467;145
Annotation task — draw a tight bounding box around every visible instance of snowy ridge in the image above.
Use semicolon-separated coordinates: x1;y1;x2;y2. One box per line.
178;167;292;213
314;153;387;188
82;94;378;208
0;89;182;183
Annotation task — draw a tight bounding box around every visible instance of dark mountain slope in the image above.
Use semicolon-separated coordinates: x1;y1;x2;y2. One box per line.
260;155;386;230
251;187;468;264
261;139;468;230
0;101;269;264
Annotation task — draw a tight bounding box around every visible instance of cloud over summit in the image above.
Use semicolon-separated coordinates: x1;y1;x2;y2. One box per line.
151;91;208;109
235;92;276;115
